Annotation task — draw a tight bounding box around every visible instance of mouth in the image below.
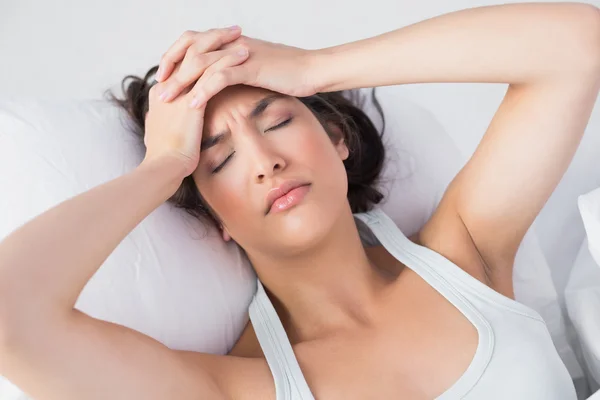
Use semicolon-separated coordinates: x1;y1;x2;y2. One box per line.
265;180;312;215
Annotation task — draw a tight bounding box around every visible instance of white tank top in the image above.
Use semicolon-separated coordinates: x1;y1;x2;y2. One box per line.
248;207;577;399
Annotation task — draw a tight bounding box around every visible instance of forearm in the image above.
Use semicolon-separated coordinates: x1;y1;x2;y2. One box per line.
0;157;186;323
314;2;600;91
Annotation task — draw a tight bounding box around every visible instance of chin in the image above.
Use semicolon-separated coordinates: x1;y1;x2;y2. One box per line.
273;202;339;252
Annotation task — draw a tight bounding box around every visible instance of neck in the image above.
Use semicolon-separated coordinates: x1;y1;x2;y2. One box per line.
247;205;390;344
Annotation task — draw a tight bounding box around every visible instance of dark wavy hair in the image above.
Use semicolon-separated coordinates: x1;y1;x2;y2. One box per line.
107;65;387;227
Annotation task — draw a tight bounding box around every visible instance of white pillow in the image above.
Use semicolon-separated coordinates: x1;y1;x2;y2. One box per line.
0;98;257;347
0;87;574;397
579;187;600;266
564;187;600;393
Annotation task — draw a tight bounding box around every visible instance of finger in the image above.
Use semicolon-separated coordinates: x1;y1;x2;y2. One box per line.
155;30;197;82
177;92;207;173
156;26;242;82
184;98;207;150
189;26;242;58
148;62;181;105
214;34;245;52
149;61;182;104
156;46;248;102
188;53;250;109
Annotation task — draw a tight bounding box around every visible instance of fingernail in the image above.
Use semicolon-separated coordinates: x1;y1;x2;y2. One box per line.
156;66;163;81
159;91;170;102
189;98;200;108
237;48;248;57
228;25;241;30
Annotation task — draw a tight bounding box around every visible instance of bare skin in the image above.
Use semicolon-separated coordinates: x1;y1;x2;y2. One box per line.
0;3;599;400
224;230;483;400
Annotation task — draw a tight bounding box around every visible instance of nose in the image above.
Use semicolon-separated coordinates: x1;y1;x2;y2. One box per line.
241;131;286;183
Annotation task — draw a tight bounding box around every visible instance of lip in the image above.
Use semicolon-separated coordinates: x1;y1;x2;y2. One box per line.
265;179;312;215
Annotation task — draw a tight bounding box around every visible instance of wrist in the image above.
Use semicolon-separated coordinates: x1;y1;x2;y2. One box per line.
308;47;338;93
309;42;357;93
138;155;188;196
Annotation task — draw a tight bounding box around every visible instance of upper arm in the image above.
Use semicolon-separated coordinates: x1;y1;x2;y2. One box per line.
442;25;600;290
228;318;264;358
0;310;226;400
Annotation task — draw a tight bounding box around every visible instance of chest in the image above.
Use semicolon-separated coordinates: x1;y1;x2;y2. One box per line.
292;270;480;400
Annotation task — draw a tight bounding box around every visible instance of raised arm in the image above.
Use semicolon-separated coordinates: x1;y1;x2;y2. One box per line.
0;155;226;399
310;2;600;294
314;2;599;89
0;71;233;398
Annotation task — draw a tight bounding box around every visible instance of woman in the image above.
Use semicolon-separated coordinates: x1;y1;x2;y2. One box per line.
0;2;598;399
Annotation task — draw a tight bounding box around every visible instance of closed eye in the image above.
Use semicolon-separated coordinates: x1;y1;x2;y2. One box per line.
211;117;293;174
211;151;235;174
265;117;293;132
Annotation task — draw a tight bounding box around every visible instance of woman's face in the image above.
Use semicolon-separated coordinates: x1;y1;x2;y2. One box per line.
192;84;350;256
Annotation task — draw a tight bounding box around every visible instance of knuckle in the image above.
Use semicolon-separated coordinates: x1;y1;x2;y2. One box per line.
159;52;171;66
208;29;222;41
191;41;206;54
181;30;196;41
211;29;226;42
203;65;215;77
184;44;197;59
213;71;228;85
192;53;208;69
232;46;247;57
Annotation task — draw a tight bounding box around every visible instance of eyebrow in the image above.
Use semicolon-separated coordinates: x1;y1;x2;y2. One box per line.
200;93;288;152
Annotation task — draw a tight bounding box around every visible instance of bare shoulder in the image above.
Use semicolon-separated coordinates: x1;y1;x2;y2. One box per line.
177;321;274;400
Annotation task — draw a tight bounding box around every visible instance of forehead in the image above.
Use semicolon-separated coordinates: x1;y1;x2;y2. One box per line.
204;85;281;119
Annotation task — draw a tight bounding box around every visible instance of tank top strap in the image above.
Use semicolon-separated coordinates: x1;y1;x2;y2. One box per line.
354;207;456;288
354;207;487;313
354;207;495;398
354;207;543;322
248;278;315;400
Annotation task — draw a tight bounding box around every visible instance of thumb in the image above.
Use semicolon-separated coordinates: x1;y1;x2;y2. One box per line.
185;100;206;154
174;96;206;174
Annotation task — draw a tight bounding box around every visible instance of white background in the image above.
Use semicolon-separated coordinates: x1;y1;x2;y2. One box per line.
1;0;599;313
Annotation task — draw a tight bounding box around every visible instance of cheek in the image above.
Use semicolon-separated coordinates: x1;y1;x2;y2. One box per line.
287;128;348;198
198;176;249;223
283;125;339;168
